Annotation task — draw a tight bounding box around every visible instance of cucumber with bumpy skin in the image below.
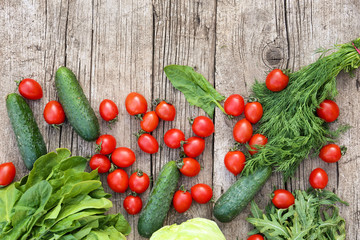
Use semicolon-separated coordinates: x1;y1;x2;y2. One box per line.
55;66;100;141
138;161;180;238
213;166;272;222
6;93;47;169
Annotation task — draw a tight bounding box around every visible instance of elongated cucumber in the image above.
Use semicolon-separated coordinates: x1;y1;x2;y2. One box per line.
55;66;99;141
138;161;180;238
6;93;47;169
213;166;272;222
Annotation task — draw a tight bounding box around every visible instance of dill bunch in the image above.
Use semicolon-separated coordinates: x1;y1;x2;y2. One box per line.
244;38;360;180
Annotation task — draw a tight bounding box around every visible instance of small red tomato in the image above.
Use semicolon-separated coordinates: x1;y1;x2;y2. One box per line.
309;168;328;189
140;111;159;132
107;169;129;193
96;134;117;155
233;119;253;143
319;144;342;163
99;99;119;121
191;183;213;204
138;134;159;154
89;154;111;173
164;129;185;149
18;78;43;100
191;116;214;137
129;171;150;194
316;99;339;123
125;92;147;116
224;151;246;176
224;94;245;116
248;134;268;155
183;137;205;158
43;100;66;125
247;234;264;240
179;158;201;177
244;102;263;124
272;189;295;209
0;162;16;186
123;195;142;215
266;69;289;92
111;147;136;168
173;189;192;213
155;100;176;121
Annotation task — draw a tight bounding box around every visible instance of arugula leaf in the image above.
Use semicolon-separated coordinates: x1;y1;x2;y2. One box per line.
164;65;226;118
247;189;347;240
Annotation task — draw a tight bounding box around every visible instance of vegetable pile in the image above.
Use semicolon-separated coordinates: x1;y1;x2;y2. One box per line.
0;148;130;240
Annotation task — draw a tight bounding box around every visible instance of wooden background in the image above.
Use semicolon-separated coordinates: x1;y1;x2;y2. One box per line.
1;0;359;239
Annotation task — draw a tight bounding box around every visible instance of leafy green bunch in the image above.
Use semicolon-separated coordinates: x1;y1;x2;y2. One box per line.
247;189;348;240
0;148;131;240
244;38;360;179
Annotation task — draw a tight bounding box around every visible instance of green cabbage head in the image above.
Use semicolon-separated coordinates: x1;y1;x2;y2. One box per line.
150;218;226;240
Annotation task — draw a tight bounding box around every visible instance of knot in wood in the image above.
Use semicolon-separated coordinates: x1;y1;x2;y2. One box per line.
262;40;286;68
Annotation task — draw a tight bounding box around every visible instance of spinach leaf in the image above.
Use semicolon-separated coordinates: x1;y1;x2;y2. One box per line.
0;184;22;234
164;65;226;118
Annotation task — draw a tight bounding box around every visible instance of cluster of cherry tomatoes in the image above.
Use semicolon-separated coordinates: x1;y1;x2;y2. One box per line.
94;92;215;215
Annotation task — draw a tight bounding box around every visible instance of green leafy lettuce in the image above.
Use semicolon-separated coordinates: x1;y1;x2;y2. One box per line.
247;189;348;240
0;148;131;240
164;65;226;118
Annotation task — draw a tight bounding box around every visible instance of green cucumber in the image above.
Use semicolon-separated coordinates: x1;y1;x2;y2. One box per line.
138;161;180;238
213;166;272;222
6;93;47;170
55;66;99;141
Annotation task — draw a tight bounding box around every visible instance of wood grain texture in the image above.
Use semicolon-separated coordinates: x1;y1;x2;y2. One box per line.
1;0;360;239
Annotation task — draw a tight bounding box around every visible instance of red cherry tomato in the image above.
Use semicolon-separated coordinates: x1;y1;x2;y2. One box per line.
0;162;16;186
138;134;159;154
111;147;136;168
316;99;339;122
107;169;129;193
179;158;201;177
319;144;342;163
99;99;118;121
43;101;65;125
191;116;214;137
125;92;147;116
248;134;268;155
140;111;159;132
173;189;192;213
266;69;289;92
309;168;328;189
155;100;176;121
96;134;117;155
224;94;245;117
129;171;150;194
18;78;43;100
183;137;205;158
123;195;142;215
191;183;213;204
89;154;111;173
233;119;253;143
244;102;263;124
247;234;264;240
164;129;185;149
272;189;295;209
224;151;246;176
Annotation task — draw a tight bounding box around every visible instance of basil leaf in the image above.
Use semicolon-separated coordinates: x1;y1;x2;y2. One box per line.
164;65;225;118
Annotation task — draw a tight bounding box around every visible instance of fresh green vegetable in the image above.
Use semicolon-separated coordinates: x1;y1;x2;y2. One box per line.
164;65;226;118
0;148;131;239
247;189;348;240
55;66;100;141
138;161;180;238
244;39;360;180
213;166;272;222
150;218;226;240
6;93;47;170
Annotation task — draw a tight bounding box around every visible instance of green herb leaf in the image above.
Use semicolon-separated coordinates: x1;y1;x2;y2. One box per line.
164;65;225;118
